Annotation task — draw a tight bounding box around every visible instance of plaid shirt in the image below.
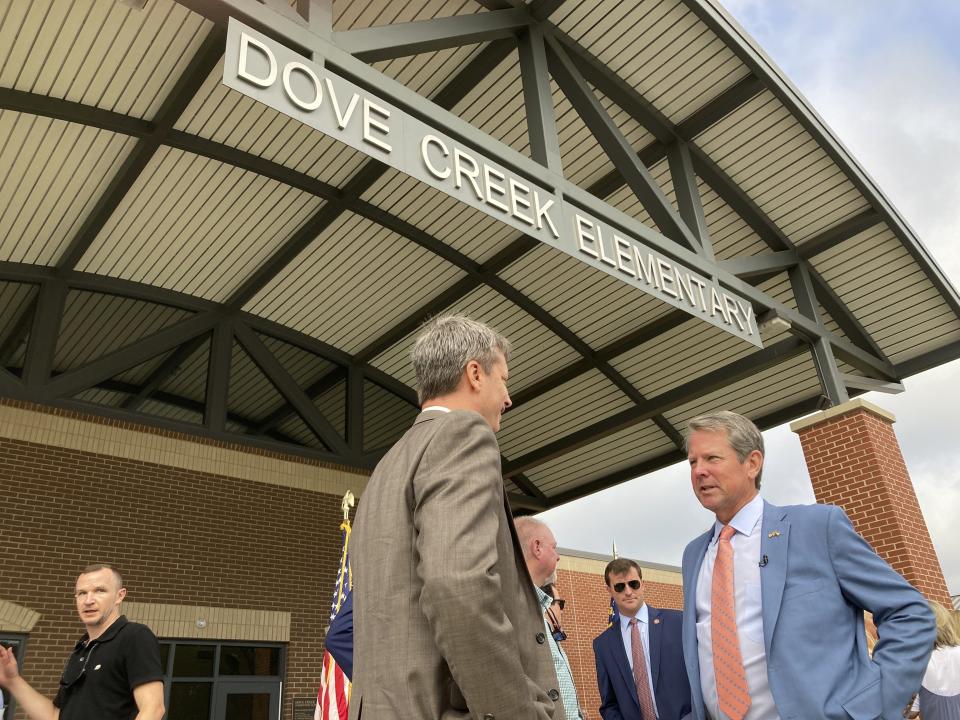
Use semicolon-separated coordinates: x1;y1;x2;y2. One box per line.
536;585;583;720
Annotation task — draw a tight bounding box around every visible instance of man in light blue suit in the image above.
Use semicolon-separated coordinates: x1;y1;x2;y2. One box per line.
680;411;934;720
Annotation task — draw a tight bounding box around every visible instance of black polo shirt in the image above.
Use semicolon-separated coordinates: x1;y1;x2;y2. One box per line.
54;616;163;720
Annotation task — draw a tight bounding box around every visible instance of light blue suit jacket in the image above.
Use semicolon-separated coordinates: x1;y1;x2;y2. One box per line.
681;501;935;720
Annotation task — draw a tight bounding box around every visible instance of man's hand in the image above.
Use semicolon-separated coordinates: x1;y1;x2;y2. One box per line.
0;646;58;720
0;646;19;686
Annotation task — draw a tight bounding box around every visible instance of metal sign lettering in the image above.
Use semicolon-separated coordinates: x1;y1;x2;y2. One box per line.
223;19;761;346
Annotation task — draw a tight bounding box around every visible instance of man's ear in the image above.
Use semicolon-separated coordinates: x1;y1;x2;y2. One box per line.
117;587;127;602
465;359;483;391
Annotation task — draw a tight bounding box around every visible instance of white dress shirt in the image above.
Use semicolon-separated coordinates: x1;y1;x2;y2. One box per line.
619;604;660;717
695;493;779;720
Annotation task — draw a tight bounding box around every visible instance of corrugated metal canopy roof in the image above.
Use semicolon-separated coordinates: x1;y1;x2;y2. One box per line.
1;0;958;511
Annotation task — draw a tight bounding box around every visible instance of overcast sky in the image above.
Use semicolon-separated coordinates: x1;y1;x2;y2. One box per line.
541;0;960;595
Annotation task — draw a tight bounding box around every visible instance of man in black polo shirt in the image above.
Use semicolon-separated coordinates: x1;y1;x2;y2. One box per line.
0;564;164;720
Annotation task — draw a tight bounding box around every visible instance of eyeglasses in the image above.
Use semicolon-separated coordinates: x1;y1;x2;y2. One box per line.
612;579;642;593
60;644;97;690
551;598;566;611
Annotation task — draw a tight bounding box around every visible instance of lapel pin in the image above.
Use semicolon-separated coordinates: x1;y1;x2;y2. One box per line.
767;530;781;538
653;618;660;624
94;664;102;671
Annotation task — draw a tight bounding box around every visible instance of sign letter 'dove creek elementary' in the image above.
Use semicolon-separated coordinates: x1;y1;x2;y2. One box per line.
223;19;761;347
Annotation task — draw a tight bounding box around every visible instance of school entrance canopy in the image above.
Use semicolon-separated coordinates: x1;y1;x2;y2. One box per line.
1;0;958;512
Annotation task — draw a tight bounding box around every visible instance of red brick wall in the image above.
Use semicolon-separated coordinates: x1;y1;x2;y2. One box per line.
795;406;949;604
554;567;683;720
0;432;346;720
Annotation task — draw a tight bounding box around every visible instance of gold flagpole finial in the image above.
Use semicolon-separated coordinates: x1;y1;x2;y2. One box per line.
341;491;355;522
612;541;619;559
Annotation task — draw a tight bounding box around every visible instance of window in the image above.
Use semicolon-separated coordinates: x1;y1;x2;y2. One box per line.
160;641;284;720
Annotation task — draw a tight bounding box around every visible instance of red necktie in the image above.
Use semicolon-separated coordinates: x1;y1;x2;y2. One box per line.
712;524;751;720
629;618;657;720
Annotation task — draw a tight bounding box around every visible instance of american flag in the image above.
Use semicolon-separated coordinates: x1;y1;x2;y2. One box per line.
316;518;353;720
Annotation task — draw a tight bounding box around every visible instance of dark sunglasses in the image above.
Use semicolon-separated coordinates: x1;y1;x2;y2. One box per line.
551;598;566;611
60;645;97;689
612;579;642;593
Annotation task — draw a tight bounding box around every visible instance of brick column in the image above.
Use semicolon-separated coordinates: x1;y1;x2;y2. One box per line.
790;398;949;604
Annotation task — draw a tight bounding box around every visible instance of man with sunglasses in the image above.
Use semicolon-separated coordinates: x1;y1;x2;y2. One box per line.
0;564;164;720
517;517;584;720
593;558;691;720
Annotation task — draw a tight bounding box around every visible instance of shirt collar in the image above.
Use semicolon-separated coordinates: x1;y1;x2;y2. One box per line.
75;614;128;649
535;585;552;613
618;603;648;630
711;493;763;544
421;405;451;413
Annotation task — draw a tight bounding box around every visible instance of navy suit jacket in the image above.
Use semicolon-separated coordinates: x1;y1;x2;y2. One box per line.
681;501;935;720
593;606;692;720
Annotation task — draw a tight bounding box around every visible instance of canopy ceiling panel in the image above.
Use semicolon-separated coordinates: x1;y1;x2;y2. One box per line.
243;210;467;353
1;0;958;507
498;243;675;350
449;51;531;157
0;112;135;265
175;58;369;188
361;169;521;264
53;290;193;371
0;0;209;120
498;369;635;459
75;147;325;301
315;379;346;439
527;420;676;497
363;380;419;452
695;91;871;243
553;0;750;124
370;283;582;392
260;335;339;396
226;340;289;428
693;178;766;260
0;281;37;339
812;228;960;363
333;0;479;31
158;341;209;403
663;352;820;429
601;156;678;232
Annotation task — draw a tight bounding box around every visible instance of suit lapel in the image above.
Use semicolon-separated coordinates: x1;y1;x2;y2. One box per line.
682;528;713;696
605;623;641;710
760;501;790;654
647;606;662;690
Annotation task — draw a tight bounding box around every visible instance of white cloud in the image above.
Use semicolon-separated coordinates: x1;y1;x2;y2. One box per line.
542;1;960;595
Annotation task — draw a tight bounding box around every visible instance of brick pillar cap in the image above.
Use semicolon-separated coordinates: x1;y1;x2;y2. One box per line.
789;397;896;433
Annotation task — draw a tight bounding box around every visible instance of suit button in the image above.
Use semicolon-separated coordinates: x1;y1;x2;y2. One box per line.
548;689;560;701
536;632;546;644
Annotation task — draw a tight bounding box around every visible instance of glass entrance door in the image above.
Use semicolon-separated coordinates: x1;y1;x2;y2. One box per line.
212;680;280;720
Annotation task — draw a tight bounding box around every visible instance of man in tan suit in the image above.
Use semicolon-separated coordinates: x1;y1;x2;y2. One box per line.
349;315;564;720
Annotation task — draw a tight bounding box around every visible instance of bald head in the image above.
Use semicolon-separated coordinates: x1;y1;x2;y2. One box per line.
514;517;559;586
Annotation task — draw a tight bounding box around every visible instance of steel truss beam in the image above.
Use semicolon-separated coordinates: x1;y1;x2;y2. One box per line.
680;0;960;320
0;267;422;470
333;8;530;62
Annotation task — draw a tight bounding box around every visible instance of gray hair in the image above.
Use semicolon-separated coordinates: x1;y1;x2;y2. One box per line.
411;314;511;404
686;410;765;488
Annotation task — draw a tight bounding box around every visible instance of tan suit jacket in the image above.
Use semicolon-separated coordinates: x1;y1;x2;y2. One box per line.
348;409;563;720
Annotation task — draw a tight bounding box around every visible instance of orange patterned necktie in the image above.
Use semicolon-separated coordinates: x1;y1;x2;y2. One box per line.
629;618;658;720
712;524;751;720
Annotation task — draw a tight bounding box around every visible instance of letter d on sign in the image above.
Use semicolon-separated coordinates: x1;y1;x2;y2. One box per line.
238;32;277;88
